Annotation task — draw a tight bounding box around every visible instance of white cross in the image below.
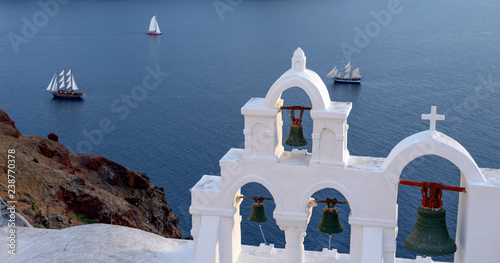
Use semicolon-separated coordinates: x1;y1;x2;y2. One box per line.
422;106;445;131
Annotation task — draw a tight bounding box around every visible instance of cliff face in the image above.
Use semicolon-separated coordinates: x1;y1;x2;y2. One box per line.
0;109;182;238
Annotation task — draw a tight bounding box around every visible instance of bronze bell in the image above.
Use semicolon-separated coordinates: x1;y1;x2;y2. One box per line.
284;124;308;147
283;106;308;147
404;206;457;256
317;207;343;235
248;203;268;223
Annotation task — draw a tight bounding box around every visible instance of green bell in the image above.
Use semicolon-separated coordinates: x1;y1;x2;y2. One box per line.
284;124;308;147
404;206;457;256
317;207;343;234
248;203;268;223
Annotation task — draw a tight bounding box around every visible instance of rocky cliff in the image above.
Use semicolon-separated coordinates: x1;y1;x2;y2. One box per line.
0;109;182;238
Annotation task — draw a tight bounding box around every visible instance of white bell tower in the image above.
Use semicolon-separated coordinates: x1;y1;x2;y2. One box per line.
242;47;351;166
189;48;499;263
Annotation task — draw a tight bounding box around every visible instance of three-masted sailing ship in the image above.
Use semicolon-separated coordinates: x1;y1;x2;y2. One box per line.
326;62;362;83
46;68;84;99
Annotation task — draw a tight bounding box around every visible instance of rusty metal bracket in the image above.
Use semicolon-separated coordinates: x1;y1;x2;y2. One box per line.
280;106;312;125
399;180;466;209
316;198;348;208
239;196;274;203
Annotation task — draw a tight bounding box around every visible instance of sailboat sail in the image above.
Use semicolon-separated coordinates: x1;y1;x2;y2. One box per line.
46;73;56;91
326;66;338;78
66;77;72;90
66;68;73;90
332;68;338;78
51;82;58;92
155;20;161;33
71;75;79;91
58;69;66;89
343;63;351;79
343;71;351;79
52;70;59;92
149;16;157;32
351;67;361;79
344;64;351;73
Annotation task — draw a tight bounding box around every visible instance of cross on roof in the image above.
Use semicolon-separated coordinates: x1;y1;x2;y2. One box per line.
422;106;445;131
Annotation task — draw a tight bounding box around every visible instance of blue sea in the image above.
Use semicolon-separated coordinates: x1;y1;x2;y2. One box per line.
1;0;499;261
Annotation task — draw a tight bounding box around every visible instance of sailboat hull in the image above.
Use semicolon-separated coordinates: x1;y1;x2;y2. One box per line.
333;78;362;84
50;92;84;99
146;32;163;35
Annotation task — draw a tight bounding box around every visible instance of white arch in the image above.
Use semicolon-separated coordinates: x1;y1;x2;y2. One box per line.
383;130;485;184
299;181;357;217
262;70;331;111
223;175;283;211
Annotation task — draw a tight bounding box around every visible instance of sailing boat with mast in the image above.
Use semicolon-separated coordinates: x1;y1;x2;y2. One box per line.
46;68;85;99
326;62;362;83
146;15;162;35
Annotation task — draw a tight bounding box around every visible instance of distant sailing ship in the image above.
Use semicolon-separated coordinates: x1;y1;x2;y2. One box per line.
46;68;84;99
146;15;162;35
326;62;362;83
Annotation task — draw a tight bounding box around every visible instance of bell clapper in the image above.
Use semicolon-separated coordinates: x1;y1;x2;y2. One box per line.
259;223;268;246
328;234;332;251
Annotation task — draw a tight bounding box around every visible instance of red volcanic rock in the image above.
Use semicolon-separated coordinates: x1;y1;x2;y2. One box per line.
78;155;150;190
0;108;182;239
0;108;21;138
56;186;103;219
48;133;59;142
36;139;73;170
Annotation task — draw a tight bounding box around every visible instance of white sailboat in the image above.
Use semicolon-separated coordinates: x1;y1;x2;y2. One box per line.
326;66;339;78
46;68;84;99
146;15;162;35
326;62;362;83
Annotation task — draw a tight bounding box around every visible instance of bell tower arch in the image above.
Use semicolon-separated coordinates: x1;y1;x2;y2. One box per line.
242;47;352;166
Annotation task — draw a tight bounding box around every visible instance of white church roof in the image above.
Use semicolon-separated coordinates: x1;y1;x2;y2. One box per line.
0;224;449;263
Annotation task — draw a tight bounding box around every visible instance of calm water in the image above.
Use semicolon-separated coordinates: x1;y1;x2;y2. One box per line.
1;0;499;261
